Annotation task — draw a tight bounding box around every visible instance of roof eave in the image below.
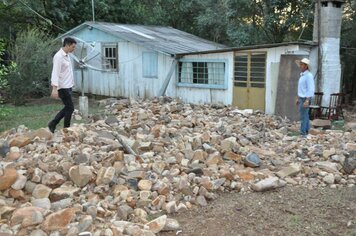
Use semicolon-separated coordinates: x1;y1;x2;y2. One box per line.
175;41;318;57
55;22;91;41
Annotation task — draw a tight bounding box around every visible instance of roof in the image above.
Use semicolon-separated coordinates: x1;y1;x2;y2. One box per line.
175;41;318;57
60;21;227;55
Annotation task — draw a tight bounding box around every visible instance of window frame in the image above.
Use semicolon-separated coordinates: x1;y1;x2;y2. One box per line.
234;52;266;88
102;43;118;72
177;59;228;89
142;51;158;78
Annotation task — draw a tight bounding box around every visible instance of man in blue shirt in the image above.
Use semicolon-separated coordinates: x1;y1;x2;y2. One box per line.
295;58;315;136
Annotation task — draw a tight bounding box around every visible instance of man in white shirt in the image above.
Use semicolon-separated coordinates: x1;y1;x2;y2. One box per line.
48;37;77;133
295;58;315;136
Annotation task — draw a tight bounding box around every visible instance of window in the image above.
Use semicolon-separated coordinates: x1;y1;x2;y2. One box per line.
332;2;341;8
234;52;266;88
102;44;118;71
178;60;227;89
142;52;158;78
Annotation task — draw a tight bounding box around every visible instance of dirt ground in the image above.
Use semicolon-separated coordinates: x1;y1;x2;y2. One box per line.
159;104;356;236
159;186;356;236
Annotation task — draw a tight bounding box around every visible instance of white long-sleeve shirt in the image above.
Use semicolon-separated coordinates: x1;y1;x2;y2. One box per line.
298;70;315;98
51;48;74;89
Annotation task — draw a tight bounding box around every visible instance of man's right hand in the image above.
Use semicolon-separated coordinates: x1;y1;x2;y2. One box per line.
51;87;59;99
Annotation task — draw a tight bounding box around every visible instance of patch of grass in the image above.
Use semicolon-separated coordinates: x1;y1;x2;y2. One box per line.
0;96;103;132
0;103;62;132
287;130;300;137
288;215;302;228
331;120;345;131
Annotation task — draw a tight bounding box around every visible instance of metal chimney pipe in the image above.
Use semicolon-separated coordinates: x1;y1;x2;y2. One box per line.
92;0;95;22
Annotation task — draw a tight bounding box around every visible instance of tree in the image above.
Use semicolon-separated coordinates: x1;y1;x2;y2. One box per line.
193;0;314;46
0;0;354;101
5;29;57;105
341;0;356;100
0;39;12;118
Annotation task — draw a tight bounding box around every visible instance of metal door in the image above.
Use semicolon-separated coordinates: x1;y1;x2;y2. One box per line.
233;52;266;110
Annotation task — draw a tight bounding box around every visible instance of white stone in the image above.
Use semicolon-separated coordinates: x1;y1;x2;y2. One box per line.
31;198;51;210
11;174;27;190
323;174;335;184
251;177;286;192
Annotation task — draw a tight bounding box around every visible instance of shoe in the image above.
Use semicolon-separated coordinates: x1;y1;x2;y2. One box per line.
48;121;56;133
300;134;312;139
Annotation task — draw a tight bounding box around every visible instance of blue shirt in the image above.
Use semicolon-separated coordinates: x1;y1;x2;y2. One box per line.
298;70;315;98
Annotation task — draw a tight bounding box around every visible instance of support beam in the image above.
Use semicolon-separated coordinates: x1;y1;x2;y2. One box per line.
158;60;177;96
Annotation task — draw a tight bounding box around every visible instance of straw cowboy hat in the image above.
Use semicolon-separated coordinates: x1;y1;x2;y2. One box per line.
295;58;311;71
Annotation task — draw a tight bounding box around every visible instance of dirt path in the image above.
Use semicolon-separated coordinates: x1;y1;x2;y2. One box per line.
159;186;356;236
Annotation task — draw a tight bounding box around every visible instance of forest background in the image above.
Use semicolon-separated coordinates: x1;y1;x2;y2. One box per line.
0;0;355;109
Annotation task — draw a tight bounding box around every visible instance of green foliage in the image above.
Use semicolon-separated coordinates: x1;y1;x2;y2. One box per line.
0;39;11;118
341;0;356;98
6;28;57;105
194;0;314;46
0;0;316;46
0;103;10;119
0;0;355;99
0;0;77;36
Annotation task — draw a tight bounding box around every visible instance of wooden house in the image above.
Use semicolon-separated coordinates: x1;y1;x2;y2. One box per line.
60;21;332;121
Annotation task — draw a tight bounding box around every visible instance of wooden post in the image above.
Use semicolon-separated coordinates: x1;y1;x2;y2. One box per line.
111;129;137;156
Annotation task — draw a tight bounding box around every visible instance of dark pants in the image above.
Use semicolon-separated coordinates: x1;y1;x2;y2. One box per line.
50;88;74;128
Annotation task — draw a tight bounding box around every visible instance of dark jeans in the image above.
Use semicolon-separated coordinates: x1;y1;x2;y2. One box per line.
50;88;74;128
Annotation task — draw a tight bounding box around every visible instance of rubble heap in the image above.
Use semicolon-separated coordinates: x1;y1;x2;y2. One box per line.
0;97;355;236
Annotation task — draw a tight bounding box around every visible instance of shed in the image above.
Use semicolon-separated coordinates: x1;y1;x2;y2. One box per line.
59;21;226;100
176;41;318;121
60;22;319;120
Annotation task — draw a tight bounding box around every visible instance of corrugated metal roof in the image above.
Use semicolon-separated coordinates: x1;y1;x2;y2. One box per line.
62;21;227;55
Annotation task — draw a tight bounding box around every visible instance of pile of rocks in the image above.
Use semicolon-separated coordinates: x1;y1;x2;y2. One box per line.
0;97;355;235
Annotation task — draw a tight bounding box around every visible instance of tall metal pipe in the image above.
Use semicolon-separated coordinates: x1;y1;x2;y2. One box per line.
92;0;95;22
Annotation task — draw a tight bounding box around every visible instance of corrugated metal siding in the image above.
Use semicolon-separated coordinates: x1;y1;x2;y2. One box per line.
74;69;121;97
73;40;121;97
73;40;175;99
74;46;234;104
142;52;158;78
67;23;315;114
